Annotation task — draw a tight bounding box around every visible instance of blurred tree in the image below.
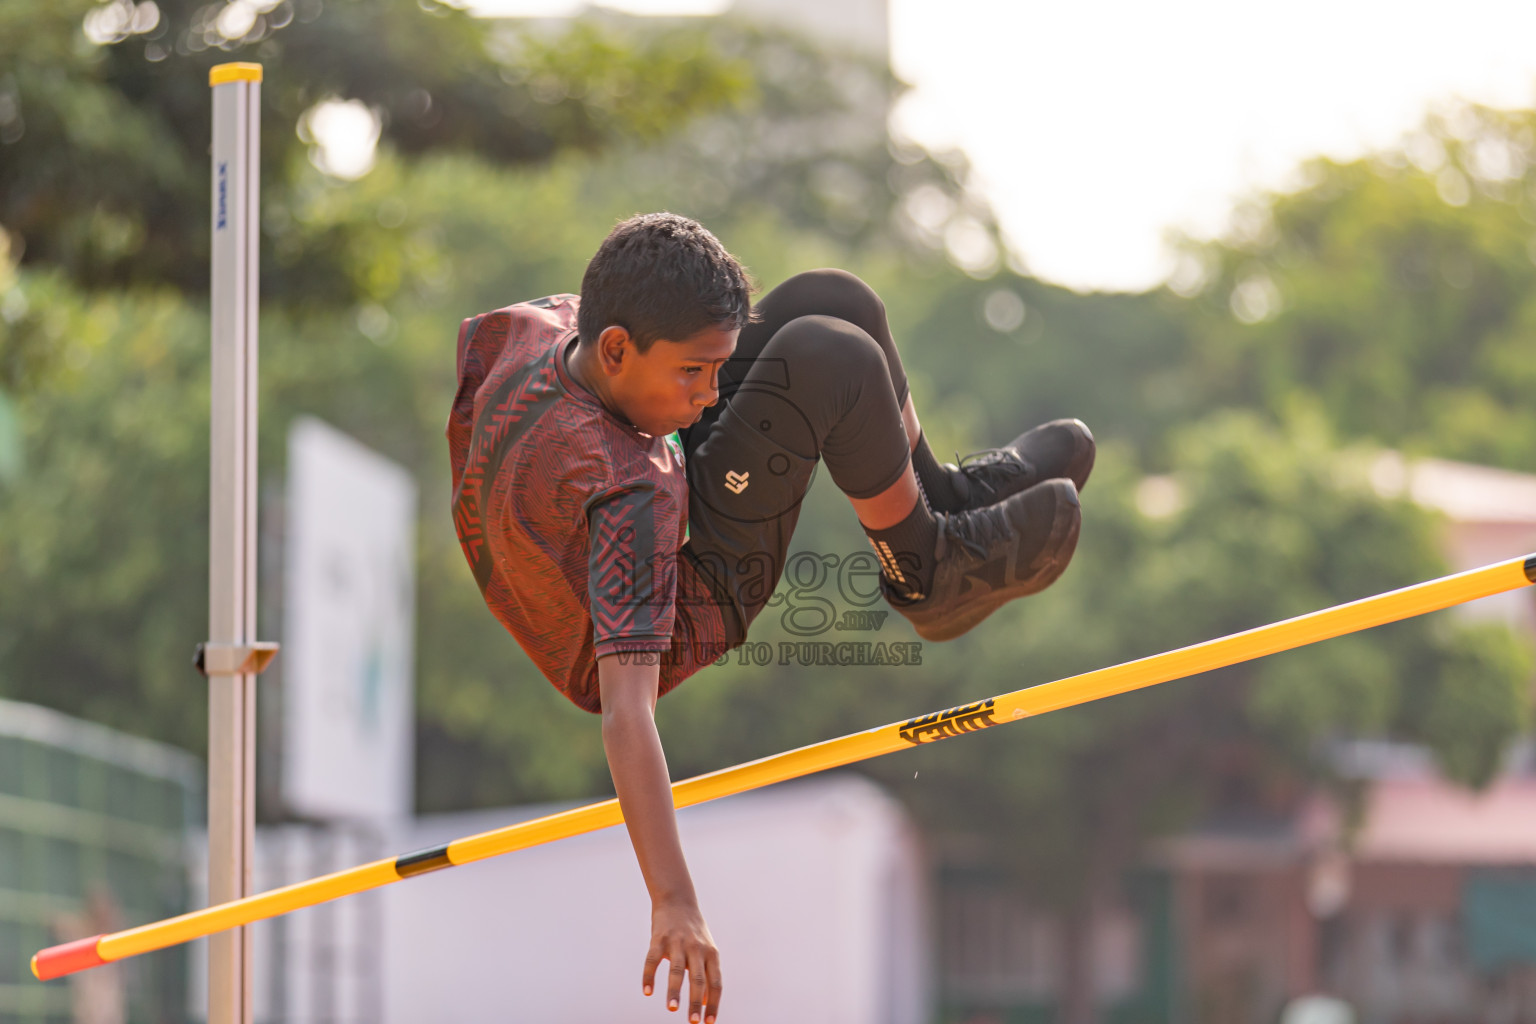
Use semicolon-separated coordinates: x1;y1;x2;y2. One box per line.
0;274;212;744
1174;102;1536;470
0;0;749;298
888;271;1196;467
577;15;1002;264
0;232;30;484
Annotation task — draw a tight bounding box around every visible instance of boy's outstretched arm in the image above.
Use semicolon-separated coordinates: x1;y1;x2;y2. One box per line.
597;652;723;1024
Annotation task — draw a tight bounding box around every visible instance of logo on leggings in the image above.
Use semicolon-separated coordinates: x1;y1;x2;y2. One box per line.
694;372;820;524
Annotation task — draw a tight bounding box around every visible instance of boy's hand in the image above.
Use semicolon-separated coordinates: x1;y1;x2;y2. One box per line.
644;897;721;1023
596;651;723;1022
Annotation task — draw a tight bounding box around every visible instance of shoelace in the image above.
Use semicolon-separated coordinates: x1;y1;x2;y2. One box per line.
938;504;1009;563
954;447;1028;499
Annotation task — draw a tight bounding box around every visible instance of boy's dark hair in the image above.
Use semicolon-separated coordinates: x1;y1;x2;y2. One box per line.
578;212;756;351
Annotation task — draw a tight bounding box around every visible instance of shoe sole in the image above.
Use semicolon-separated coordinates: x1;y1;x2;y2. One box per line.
911;479;1083;642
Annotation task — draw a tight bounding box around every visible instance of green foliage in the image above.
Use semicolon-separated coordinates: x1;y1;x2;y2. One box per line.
0;275;211;747
0;0;748;296
573;17;995;258
1409;622;1533;787
504;20;755;147
0;390;18;485
894;276;1198;466
1176;102;1536;469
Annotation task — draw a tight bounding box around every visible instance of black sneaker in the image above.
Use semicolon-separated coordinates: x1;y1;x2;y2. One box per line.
945;419;1096;511
885;478;1081;642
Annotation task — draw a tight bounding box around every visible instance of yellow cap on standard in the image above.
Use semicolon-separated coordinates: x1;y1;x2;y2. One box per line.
209;63;263;87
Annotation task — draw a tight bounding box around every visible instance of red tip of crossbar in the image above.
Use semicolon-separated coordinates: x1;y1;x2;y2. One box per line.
31;935;107;980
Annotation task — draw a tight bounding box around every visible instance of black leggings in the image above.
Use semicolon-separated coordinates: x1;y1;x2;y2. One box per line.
680;269;915;638
684;268;913;499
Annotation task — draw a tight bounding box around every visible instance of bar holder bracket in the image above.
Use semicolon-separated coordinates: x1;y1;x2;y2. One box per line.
195;642;280;677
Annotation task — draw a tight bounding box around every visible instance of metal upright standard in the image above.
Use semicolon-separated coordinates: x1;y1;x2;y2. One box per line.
31;554;1536;980
198;62;278;1024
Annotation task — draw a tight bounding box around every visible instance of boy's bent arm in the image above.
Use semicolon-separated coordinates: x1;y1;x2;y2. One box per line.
598;652;722;1024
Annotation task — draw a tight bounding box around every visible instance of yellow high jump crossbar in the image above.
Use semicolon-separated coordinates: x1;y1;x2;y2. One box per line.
31;553;1536;981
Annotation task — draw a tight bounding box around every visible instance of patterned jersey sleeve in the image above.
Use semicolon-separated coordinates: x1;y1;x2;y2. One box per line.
587;481;680;657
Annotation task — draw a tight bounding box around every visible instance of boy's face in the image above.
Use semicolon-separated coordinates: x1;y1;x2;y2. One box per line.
595;324;738;437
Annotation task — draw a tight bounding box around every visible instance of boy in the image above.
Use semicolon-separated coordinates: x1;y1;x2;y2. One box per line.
446;214;1092;1023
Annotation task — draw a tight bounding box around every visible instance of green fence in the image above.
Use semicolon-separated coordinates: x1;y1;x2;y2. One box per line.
0;699;199;1024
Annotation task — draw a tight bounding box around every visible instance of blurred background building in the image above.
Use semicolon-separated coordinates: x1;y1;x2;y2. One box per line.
727;0;887;58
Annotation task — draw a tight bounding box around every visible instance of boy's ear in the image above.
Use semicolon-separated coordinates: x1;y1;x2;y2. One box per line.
595;325;632;373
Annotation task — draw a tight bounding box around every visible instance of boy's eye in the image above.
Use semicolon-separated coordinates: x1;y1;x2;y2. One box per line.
683;366;704;375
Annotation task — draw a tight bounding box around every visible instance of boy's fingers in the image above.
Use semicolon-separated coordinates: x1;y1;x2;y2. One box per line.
667;951;687;1011
705;951;723;1023
690;945;723;1023
643;943;663;997
687;949;705;1022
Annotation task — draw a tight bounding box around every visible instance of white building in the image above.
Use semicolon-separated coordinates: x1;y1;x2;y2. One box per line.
240;774;930;1024
379;774;929;1024
727;0;888;59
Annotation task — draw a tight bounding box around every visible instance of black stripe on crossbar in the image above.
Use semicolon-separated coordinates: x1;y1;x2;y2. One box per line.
395;844;453;878
1526;556;1536;584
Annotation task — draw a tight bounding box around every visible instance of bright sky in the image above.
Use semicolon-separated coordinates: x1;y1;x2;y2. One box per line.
463;0;1536;292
